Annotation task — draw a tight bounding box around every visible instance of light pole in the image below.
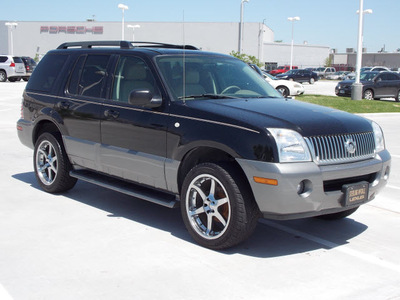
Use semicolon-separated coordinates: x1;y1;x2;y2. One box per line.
118;4;129;40
288;16;300;70
239;0;249;54
352;0;373;100
5;22;18;55
127;24;140;41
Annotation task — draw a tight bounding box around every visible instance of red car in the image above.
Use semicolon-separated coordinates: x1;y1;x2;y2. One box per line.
269;65;298;75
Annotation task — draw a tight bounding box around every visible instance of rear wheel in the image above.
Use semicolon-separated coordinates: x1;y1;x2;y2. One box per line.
0;70;7;82
309;77;315;84
316;207;359;220
34;133;77;193
363;89;374;100
181;163;259;250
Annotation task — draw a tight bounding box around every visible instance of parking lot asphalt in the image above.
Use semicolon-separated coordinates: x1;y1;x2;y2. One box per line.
1;81;399;300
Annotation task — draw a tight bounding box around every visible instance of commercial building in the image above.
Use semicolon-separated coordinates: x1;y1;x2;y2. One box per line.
1;20;330;68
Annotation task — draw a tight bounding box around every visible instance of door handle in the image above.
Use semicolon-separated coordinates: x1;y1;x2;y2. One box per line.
104;109;119;119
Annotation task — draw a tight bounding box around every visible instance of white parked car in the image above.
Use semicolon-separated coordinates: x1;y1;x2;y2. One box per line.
263;72;304;97
0;55;26;82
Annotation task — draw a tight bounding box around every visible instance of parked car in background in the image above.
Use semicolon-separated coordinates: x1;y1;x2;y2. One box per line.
269;65;298;76
0;55;26;82
21;56;37;81
249;64;304;97
263;72;304;97
276;69;318;84
335;71;400;101
325;71;350;80
370;66;390;72
314;67;336;79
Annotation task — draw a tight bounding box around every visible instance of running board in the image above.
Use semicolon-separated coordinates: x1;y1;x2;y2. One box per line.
70;170;179;208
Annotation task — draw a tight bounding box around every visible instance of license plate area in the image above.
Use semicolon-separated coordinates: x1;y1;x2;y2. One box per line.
342;181;369;206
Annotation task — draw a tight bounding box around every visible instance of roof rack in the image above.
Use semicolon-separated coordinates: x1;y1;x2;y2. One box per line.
56;41;199;50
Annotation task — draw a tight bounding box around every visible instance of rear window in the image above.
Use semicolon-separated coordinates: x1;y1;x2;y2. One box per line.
13;57;23;63
26;54;69;92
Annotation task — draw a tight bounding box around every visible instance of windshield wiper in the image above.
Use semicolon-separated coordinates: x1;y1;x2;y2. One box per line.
178;94;237;100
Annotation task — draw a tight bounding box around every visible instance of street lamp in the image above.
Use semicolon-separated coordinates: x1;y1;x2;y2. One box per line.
5;22;18;55
118;4;129;40
288;16;300;70
127;24;140;41
351;0;373;100
239;0;249;54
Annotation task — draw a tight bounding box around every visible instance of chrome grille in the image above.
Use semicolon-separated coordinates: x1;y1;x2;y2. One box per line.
305;132;376;165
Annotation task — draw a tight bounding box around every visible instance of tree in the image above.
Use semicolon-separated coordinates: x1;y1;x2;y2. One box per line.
324;56;332;67
230;51;263;68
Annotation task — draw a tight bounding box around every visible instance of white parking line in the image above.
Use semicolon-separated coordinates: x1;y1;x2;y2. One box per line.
387;185;400;190
260;219;400;274
0;284;13;300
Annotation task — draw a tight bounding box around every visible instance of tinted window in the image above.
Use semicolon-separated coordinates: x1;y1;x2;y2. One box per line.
0;56;7;63
26;54;69;92
13;57;23;63
385;73;399;80
111;56;157;103
68;54;111;98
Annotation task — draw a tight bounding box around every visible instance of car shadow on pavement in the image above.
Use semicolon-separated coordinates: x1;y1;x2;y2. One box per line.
13;171;368;258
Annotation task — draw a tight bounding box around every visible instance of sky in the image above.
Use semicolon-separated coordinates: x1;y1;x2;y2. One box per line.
2;0;400;53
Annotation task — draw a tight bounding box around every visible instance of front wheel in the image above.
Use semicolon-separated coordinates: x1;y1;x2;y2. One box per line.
309;77;315;84
276;86;289;97
363;89;374;100
34;133;77;193
181;163;259;250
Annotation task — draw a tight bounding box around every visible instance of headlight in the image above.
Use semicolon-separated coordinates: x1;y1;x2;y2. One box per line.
268;128;312;163
372;121;385;152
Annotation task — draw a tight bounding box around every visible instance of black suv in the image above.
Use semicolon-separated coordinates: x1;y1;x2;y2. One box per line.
17;41;391;249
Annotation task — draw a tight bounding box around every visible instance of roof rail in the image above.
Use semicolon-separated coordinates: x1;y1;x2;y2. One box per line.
57;41;133;49
56;41;199;50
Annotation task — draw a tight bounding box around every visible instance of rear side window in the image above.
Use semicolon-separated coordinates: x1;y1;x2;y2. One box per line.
0;56;8;63
26;54;69;92
13;57;23;63
67;54;111;98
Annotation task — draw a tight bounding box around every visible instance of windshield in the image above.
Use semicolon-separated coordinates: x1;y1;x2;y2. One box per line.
156;54;281;100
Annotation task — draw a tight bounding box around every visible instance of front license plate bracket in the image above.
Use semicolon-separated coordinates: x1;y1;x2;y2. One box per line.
342;181;369;207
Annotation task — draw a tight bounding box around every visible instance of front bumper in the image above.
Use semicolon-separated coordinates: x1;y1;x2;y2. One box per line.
236;150;391;220
335;84;352;96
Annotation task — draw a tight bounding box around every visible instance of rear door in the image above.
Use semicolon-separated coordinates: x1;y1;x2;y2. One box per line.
60;53;112;170
12;57;26;75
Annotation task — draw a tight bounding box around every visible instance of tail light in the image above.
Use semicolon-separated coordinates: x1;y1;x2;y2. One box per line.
10;62;15;68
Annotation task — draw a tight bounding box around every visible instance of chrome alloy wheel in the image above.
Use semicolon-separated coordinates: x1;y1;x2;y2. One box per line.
35;140;58;186
185;174;231;240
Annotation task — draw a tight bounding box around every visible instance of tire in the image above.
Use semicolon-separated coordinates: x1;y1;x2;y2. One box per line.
181;162;260;250
8;77;19;82
396;90;400;102
0;70;7;82
309;77;315;84
316;207;359;220
363;89;374;100
34;132;77;193
276;86;289;97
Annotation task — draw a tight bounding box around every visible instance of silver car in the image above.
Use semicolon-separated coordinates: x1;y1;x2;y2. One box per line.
0;55;26;82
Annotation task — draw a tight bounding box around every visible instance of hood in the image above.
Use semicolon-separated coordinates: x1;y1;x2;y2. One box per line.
180;97;372;137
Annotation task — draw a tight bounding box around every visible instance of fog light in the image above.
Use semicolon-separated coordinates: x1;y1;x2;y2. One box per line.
297;180;312;198
384;166;390;181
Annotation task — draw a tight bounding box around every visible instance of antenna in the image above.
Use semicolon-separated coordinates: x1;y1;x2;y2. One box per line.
182;10;186;103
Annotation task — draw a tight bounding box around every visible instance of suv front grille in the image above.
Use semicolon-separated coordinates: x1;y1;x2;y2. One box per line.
305;132;376;165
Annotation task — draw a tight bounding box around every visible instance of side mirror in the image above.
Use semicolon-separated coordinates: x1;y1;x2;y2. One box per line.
129;90;162;108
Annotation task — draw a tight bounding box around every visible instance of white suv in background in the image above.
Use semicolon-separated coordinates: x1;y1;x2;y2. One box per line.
0;55;26;82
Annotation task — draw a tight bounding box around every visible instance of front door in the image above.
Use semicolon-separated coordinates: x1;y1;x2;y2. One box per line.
100;55;168;190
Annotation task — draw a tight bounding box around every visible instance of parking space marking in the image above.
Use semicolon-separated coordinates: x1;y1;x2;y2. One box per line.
387;185;400;190
260;219;400;274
